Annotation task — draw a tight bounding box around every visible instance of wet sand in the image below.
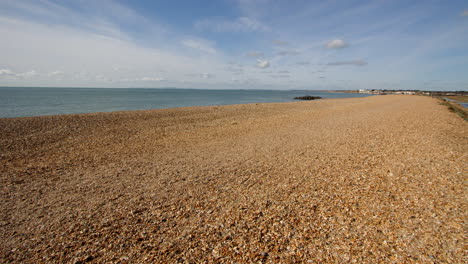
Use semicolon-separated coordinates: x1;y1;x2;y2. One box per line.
1;95;466;263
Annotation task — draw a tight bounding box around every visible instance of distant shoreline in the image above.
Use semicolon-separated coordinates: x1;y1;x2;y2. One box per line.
329;89;468;96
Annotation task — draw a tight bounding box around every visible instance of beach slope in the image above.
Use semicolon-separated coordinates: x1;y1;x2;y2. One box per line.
1;95;466;263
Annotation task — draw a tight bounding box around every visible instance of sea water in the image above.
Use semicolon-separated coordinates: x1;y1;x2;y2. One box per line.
0;87;373;118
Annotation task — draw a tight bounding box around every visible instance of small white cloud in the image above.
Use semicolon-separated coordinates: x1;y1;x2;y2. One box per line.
272;40;289;46
0;68;15;76
462;10;468;16
326;39;348;49
256;59;270;69
326;60;368;66
246;51;264;57
182;38;217;54
48;70;64;77
202;73;214;79
140;77;166;81
1;69;39;79
16;70;39;79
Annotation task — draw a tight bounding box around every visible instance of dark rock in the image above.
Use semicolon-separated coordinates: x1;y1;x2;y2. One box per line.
293;96;322;100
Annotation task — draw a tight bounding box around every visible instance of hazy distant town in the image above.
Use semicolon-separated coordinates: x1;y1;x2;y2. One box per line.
341;89;468;96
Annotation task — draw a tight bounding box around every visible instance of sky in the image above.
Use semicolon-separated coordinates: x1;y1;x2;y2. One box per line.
0;0;467;90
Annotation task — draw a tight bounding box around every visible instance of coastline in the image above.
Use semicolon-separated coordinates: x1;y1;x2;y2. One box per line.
1;95;466;263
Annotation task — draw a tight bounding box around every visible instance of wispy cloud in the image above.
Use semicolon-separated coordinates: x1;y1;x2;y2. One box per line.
0;68;39;79
462;10;468;16
181;38;217;54
194;17;270;32
0;68;15;76
0;16;225;87
326;60;368;66
326;39;348;49
0;0;164;41
139;77;166;82
48;70;64;77
202;73;215;79
16;70;39;79
277;50;300;56
256;59;270;69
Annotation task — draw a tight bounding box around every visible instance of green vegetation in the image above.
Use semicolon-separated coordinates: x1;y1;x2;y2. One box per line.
439;100;467;121
444;96;468;103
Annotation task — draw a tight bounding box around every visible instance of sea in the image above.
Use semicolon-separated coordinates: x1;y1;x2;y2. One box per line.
0;87;374;118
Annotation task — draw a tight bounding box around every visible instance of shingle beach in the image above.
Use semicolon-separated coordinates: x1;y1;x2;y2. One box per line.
1;95;466;263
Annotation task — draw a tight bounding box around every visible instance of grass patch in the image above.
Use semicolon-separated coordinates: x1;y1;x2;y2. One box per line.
439;100;467;121
444;95;468;103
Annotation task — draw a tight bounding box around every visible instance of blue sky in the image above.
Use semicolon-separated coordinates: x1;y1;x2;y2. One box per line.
0;0;467;90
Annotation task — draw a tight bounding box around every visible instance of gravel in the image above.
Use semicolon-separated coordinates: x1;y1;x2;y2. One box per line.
1;95;466;263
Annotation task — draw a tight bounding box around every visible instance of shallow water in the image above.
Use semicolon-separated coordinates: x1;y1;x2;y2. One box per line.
443;97;468;108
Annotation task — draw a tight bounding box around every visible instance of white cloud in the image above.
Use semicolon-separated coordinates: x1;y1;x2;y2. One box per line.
0;68;15;76
246;51;264;57
181;38;217;54
326;39;348;49
139;77;166;81
462;10;468;16
0;0;164;42
202;73;214;79
326;60;368;66
16;70;39;79
256;59;270;69
195;17;270;32
0;16;226;87
0;68;41;79
48;70;64;77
